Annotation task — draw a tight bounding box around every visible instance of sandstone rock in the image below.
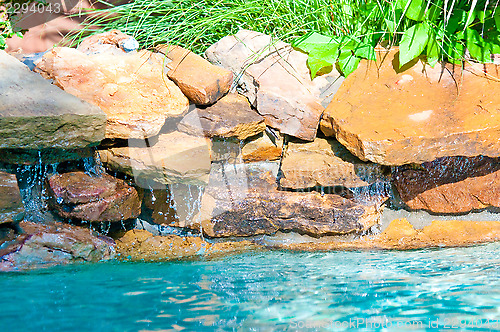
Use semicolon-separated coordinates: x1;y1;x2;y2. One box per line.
156;45;233;105
178;93;266;139
197;162;386;237
0;171;24;224
47;172;141;222
0;221;115;271
77;30;139;54
279;219;500;251
35;47;189;139
206;29;344;141
99;131;212;187
116;229;258;261
393;156;500;214
241;130;283;162
0;50;106;150
280;138;389;189
0;148;94;165
320;47;500;165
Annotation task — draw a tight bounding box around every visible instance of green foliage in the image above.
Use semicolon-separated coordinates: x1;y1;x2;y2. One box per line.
0;14;22;50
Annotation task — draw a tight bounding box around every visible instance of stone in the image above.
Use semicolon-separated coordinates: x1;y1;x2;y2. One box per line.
35;47;189;139
206;29;344;141
77;29;139;54
47;172;141;222
177;93;266;139
280;138;389;189
241;130;283;162
0;50;106;150
279;219;500;251
0;147;94;165
320;47;500;165
116;229;259;261
0;221;115;271
0;171;24;224
393;156;500;214
156;45;233;105
197;162;386;238
99;131;212;187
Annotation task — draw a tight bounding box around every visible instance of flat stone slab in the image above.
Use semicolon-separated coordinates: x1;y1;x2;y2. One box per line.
206;29;344;141
198;162;386;237
35;47;189;139
99;131;212;187
178;93;266;139
0;171;24;224
393;156;500;214
280;138;389;189
321;47;500;165
0;50;106;149
156;45;233;105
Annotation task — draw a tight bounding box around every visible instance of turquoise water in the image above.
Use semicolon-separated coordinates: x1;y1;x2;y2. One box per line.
1;244;499;331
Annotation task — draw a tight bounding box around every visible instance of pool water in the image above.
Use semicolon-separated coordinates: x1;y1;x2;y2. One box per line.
1;244;499;331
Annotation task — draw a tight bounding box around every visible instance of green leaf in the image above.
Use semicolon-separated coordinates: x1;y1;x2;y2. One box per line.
384;18;397;33
403;0;426;22
426;37;439;67
466;28;491;62
338;50;360;77
399;22;430;66
353;42;376;60
446;40;465;63
293;32;340;56
307;57;331;80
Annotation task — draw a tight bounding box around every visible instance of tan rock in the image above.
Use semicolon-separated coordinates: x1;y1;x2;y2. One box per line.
241;131;283;162
279;219;500;251
99;131;212;186
178;93;266;139
393;156;500;214
0;50;106;150
321;47;500;165
47;172;141;222
198;162;386;238
116;229;259;261
156;45;233;105
206;30;345;141
35;47;189;139
77;29;139;54
0;171;24;224
280;138;389;189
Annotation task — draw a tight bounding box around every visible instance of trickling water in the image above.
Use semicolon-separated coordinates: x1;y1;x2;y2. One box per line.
82;149;105;177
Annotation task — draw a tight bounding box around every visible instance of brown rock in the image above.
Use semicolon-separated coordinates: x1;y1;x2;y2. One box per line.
99;131;212;187
198;162;386;237
35;47;189;139
206;30;345;141
321;47;500;165
0;171;24;224
241;131;283;162
178;93;266;139
77;29;139;54
280;138;389;189
279;218;500;251
0;221;115;271
47;172;141;222
116;229;259;261
156;45;233;105
393;156;500;214
0;50;106;150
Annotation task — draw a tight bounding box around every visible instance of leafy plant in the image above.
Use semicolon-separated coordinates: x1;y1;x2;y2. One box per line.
0;7;22;50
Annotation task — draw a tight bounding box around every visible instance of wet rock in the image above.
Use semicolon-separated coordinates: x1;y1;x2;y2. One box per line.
116;229;259;261
241;130;284;162
156;45;233;105
47;172;141;222
0;50;105;150
99;131;212;187
206;29;344;141
0;147;94;165
35;47;189;139
0;221;115;271
178;93;266;139
280;138;389;189
320;47;500;165
197;162;386;238
0;171;24;224
77;30;139;54
393;156;500;214
279;218;500;251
